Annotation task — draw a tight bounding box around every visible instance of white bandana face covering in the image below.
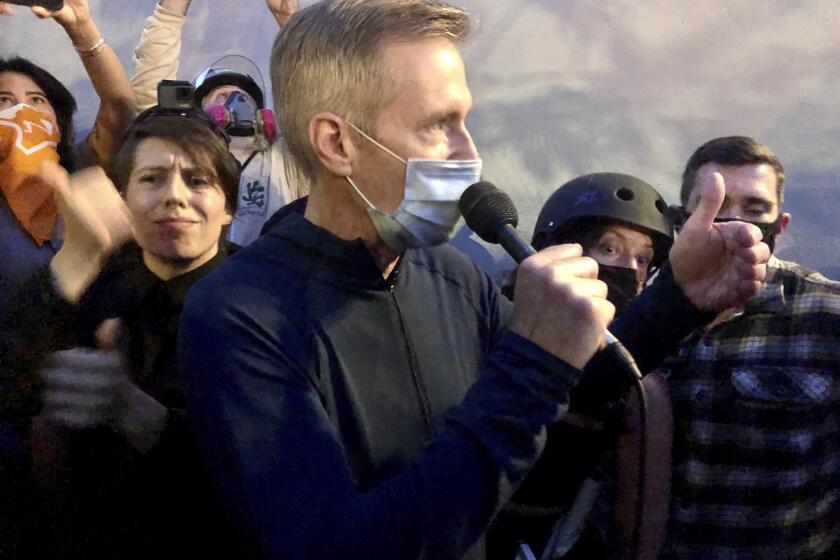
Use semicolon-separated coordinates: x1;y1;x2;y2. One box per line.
345;122;482;252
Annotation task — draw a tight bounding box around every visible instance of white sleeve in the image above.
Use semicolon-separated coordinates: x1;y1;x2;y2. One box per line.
130;3;188;113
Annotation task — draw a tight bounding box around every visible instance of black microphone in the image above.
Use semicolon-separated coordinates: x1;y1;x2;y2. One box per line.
458;181;535;264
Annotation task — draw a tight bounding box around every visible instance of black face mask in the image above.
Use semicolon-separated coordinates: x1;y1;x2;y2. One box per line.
224;91;257;137
597;264;640;315
713;215;783;254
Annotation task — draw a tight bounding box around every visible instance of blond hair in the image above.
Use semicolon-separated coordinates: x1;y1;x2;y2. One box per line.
270;0;471;183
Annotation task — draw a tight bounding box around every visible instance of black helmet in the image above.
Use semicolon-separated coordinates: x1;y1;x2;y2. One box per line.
532;172;673;265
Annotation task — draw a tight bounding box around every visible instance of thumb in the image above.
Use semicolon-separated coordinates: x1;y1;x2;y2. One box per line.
683;171;724;234
95;318;123;352
30;6;51;18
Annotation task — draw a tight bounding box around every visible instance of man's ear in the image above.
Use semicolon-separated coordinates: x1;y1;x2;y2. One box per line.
309;113;355;177
778;212;791;234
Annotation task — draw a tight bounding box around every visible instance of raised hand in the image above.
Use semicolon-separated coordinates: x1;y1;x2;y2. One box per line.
30;0;90;30
266;0;299;26
669;171;769;311
511;243;615;370
38;162;133;302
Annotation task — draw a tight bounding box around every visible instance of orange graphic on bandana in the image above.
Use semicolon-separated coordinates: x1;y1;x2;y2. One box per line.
0;103;61;246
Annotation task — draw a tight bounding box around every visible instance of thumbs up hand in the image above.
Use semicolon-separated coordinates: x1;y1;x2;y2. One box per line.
40;319;168;453
670;171;770;311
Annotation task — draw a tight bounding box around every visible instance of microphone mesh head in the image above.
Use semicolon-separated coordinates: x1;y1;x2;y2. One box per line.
459;181;519;243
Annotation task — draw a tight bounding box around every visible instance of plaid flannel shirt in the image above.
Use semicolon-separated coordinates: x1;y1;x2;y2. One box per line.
661;257;840;559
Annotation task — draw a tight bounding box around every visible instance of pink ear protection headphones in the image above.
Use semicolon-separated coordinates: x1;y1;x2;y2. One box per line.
205;103;277;143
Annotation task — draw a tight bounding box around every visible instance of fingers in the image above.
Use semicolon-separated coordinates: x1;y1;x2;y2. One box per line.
716;221;770;277
521;244;599;279
715;220;763;249
30;6;51;18
41;348;127;429
528;243;584;264
511;245;615;368
95;318;123;352
682;171;725;235
48;347;124;375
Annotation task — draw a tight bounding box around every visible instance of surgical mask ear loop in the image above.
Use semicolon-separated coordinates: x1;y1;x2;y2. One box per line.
345;176;377;211
344;121;406;212
346;122;407;165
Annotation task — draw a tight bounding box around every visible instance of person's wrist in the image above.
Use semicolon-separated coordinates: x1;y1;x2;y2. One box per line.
64;18;99;49
111;381;168;454
50;241;108;302
160;0;192;16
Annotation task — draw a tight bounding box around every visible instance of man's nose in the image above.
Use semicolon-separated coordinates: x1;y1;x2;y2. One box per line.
450;124;479;160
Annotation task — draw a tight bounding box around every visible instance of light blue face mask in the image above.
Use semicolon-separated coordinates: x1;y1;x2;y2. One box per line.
345;122;482;252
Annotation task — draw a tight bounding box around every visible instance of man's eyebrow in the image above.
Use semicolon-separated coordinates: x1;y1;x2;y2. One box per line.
745;196;773;208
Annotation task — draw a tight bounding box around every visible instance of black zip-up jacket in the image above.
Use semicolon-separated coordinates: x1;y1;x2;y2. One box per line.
0;242;241;559
179;212;703;560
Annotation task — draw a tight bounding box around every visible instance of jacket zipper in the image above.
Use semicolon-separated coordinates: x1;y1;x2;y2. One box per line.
389;275;436;440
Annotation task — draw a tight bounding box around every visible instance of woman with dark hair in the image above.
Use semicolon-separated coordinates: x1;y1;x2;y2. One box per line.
0;111;242;559
0;0;135;308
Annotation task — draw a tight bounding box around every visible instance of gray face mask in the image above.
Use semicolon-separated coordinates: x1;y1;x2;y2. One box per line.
345;122;482;252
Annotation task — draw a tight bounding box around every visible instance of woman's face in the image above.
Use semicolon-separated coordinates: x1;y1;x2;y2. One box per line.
0;71;58;124
587;225;655;291
125;138;232;278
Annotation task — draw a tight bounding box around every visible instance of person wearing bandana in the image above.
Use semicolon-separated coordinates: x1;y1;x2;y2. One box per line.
660;136;840;560
489;173;674;560
0;0;136;309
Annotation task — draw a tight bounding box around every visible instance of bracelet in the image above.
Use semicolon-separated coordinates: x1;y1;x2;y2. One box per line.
75;37;107;59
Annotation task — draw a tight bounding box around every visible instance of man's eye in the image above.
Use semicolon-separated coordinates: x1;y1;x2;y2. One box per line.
190;177;211;187
599;243;616;254
0;95;13;105
637;255;651;266
30;95;46;105
139;175;157;183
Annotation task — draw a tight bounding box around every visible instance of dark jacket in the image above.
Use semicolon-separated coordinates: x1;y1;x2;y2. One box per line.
0;242;240;559
180;212;702;560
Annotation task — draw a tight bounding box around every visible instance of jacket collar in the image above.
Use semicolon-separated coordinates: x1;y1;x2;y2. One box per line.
265;212;397;290
101;241;233;308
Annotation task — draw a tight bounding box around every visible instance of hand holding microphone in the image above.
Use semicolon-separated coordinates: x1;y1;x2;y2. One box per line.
460;181;615;370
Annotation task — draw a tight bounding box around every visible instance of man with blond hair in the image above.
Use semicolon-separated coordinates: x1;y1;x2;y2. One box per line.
179;2;768;558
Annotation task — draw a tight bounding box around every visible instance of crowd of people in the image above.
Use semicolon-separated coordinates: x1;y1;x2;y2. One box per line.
1;1;837;559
